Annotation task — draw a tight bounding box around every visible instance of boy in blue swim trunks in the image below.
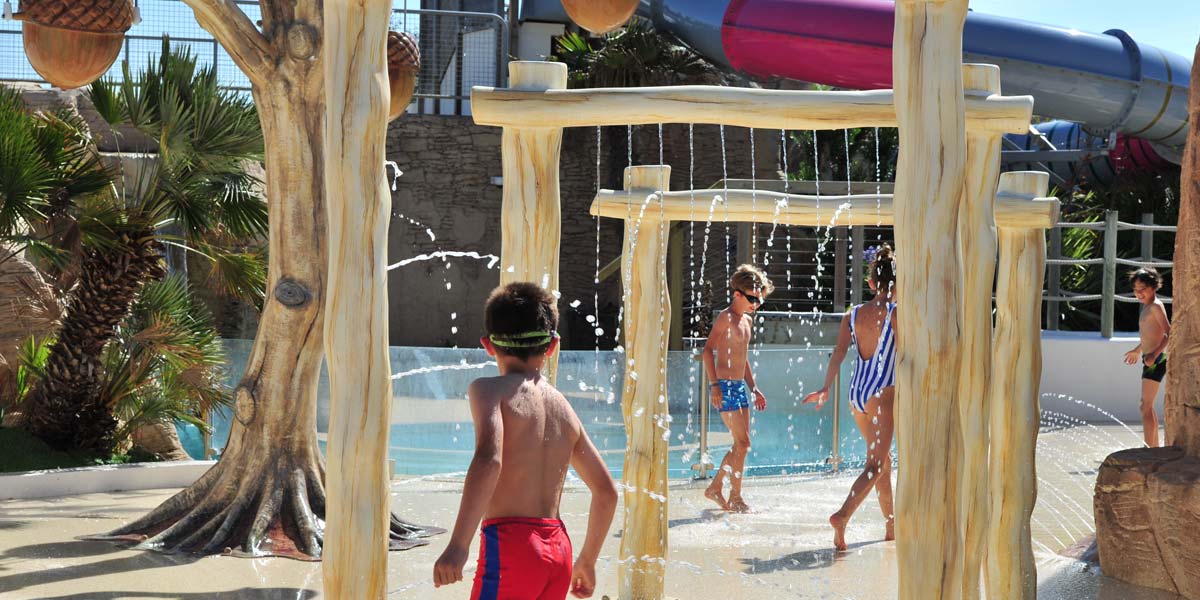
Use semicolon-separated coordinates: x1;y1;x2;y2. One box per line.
702;265;773;513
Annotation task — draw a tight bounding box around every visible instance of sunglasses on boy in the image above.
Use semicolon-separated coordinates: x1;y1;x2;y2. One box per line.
736;290;762;305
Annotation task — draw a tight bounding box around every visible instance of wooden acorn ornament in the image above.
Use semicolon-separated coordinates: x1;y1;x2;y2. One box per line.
10;0;136;89
561;0;638;35
387;31;419;122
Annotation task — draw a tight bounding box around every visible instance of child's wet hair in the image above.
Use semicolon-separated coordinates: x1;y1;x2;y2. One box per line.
730;264;774;296
484;282;559;360
870;244;897;294
1128;267;1162;290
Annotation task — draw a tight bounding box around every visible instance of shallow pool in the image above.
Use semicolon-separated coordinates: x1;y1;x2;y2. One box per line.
199;341;878;479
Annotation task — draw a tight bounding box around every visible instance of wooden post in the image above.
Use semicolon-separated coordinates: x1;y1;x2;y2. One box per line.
1047;226;1061;330
1141;213;1154;260
1101;210;1118;338
851;225;865;306
987;171;1052;600
618;165;672;600
958;63;1003;600
833;226;848;311
736;222;755;266
891;1;969;598
668;224;684;351
499;60;568;381
322;0;394;598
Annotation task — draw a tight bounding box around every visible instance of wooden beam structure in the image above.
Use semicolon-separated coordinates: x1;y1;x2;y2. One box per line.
472;84;1033;133
589;189;1058;229
987;171;1052;600
498;61;568;382
482;43;1052;598
321;0;394;598
891;1;969;598
617;166;673;600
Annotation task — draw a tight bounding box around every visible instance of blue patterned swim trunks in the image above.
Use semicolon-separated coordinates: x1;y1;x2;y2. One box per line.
717;379;749;412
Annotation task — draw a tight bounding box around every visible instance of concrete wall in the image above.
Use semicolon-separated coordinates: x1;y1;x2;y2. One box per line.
0;461;215;500
1039;330;1166;425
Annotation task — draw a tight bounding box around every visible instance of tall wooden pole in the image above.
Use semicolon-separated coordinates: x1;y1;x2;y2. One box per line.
499;61;568;381
618;165;672;600
987;172;1052;600
322;0;394;597
957;63;1003;599
891;1;969;598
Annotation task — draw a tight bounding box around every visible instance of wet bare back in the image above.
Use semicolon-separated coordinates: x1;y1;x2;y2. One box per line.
709;309;753;380
852;300;893;361
478;375;583;520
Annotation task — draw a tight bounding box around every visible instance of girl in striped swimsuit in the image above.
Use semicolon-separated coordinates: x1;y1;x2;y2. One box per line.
803;244;898;551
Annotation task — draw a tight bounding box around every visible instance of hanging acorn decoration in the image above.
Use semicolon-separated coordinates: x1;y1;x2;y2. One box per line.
9;0;135;90
387;31;420;122
561;0;638;35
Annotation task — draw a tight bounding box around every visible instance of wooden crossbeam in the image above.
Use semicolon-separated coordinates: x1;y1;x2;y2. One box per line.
589;188;1059;230
472;85;1033;134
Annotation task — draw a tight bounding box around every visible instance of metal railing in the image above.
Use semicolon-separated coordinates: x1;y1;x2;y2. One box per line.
391;7;508;115
0;1;507;116
1045;210;1175;338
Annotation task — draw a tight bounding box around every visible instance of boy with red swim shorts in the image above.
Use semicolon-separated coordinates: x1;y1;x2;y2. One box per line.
433;282;618;599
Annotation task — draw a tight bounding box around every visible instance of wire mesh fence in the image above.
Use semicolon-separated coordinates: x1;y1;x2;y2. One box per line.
0;0;506;115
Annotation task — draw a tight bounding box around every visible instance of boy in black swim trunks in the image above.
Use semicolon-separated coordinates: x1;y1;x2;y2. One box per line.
1123;267;1171;448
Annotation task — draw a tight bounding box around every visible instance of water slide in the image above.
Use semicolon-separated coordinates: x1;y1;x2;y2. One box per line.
521;0;1192;185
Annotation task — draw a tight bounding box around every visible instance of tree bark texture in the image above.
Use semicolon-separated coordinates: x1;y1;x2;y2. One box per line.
24;229;163;451
956;64;1002;600
891;1;969;598
986;172;1050;600
321;0;395;597
1165;41;1200;456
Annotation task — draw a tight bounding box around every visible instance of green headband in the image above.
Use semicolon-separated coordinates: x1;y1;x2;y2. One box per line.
488;331;557;348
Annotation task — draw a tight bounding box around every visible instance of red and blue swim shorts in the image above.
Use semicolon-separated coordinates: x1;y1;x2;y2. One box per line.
470;517;573;600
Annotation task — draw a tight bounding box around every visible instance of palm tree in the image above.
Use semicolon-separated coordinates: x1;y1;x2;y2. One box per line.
551;17;723;89
102;274;231;447
14;275;232;454
20;39;268;453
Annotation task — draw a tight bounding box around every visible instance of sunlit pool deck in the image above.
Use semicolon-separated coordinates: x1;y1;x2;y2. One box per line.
0;424;1176;599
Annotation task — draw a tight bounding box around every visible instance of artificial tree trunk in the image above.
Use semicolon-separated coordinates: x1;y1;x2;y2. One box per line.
91;0;440;559
1165;40;1200;457
1091;38;1200;600
24;230;163;451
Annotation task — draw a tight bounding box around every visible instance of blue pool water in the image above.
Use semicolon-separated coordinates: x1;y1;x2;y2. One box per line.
201;341;875;479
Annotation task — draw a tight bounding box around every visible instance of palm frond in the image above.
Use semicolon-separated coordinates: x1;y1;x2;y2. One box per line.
199;244;267;308
0;94;54;233
210;171;267;239
74;195;132;251
102;274;231;441
0;234;70;270
14;334;54;406
88;76;127;126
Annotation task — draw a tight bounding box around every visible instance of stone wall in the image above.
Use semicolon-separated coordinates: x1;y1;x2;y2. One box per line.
385;116;779;349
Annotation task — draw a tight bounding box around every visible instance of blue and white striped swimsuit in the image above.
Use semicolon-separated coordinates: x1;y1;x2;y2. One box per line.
847;302;897;413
